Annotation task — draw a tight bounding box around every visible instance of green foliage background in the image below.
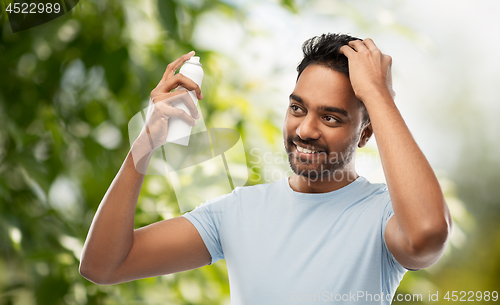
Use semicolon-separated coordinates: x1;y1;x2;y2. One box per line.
0;0;498;304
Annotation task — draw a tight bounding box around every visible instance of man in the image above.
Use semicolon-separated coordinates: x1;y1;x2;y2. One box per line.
80;33;452;304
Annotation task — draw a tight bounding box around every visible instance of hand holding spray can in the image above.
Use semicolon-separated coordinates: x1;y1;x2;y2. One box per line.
165;56;204;146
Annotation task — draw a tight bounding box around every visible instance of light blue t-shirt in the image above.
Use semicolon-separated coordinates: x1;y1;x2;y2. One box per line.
181;176;407;304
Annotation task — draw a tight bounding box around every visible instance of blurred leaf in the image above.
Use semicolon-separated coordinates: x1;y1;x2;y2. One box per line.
158;0;179;40
280;0;298;14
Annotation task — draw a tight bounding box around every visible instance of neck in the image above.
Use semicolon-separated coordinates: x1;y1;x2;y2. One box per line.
288;169;359;193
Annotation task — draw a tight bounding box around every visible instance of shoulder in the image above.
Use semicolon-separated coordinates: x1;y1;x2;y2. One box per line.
345;177;394;221
354;177;391;202
233;178;284;197
191;178;284;211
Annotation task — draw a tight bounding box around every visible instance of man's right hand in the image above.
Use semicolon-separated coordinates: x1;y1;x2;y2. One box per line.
131;51;204;171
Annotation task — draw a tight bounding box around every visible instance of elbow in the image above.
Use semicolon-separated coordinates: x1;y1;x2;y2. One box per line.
79;263;103;284
406;219;451;262
400;223;451;270
410;202;453;254
79;261;114;285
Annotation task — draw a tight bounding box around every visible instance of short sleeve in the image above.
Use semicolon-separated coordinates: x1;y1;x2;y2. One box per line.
381;197;408;274
181;191;236;264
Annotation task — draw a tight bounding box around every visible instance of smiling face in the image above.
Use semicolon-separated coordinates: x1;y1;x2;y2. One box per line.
284;64;371;181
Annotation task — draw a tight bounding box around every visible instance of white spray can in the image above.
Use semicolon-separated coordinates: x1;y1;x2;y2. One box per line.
165;56;204;146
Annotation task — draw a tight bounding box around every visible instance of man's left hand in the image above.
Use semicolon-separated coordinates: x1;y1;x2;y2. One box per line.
339;38;395;103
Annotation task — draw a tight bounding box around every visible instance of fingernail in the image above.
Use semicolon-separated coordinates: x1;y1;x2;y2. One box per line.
200;92;204;99
189;50;195;55
193;121;197;126
195;112;200;119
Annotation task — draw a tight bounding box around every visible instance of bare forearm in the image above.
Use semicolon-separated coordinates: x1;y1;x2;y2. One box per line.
80;143;153;282
365;91;451;248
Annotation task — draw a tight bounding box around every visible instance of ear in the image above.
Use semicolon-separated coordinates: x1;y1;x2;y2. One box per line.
358;121;373;148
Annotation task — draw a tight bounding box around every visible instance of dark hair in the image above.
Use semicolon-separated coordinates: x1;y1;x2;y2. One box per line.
297;33;370;125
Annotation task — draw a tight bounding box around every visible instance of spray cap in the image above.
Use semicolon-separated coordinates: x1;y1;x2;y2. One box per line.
186;56;202;66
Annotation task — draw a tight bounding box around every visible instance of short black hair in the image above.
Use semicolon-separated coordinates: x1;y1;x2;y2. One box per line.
297;33;370;125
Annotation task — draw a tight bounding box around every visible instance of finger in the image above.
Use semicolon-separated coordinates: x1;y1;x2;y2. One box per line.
158;51;195;85
383;54;392;65
339;45;356;58
362;38;379;52
151;91;183;104
157;73;203;100
348;39;367;52
164;107;197;126
154;91;200;120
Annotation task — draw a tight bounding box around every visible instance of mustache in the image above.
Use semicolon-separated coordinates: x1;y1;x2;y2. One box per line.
287;136;328;152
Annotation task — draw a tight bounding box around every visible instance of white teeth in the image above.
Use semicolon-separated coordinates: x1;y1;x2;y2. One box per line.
296;145;318;154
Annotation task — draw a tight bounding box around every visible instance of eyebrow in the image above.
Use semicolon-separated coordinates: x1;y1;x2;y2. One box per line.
289;93;350;118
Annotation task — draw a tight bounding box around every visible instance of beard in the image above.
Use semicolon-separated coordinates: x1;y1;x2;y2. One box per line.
284;135;357;180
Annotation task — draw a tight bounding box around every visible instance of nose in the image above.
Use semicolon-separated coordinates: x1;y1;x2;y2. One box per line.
296;114;320;141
